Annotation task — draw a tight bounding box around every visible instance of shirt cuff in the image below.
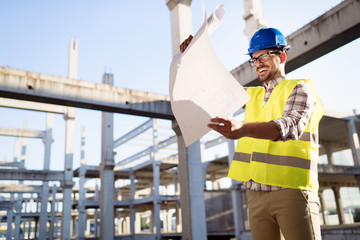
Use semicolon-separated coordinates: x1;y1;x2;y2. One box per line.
271;119;287;141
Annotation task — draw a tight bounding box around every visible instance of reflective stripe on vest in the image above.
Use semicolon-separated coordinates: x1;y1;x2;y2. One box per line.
233;152;318;172
228;79;324;191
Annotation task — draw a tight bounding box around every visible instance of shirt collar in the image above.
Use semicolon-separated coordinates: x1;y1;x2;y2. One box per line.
262;76;286;90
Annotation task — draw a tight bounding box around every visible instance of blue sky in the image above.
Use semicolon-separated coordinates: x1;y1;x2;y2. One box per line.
0;0;359;172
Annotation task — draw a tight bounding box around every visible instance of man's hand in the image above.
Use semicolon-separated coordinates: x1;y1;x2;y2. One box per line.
207;117;244;139
179;35;194;53
208;116;281;141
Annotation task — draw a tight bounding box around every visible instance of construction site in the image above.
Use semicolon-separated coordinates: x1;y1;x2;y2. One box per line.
1;0;360;239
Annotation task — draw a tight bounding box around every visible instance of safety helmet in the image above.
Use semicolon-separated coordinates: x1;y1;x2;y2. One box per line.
247;28;290;55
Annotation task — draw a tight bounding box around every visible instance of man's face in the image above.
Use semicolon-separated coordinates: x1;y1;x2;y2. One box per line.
251;49;283;83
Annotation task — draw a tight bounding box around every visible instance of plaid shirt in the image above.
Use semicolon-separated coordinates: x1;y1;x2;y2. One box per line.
245;76;316;191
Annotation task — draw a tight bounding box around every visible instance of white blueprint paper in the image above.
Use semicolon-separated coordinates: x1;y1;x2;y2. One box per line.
169;5;250;147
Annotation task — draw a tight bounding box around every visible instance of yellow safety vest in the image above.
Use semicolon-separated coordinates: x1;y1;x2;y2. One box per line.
228;79;324;191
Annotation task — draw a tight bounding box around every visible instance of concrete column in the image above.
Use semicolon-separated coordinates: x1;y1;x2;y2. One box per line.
27;220;32;239
172;120;207;240
20;121;28;166
39;113;53;239
68;38;78;79
332;185;345;224
71;216;76;236
152;119;162;239
94;183;99;238
242;0;268;41
34;219;38;238
86;217;91;236
100;73;115;240
23;199;28;213
227;139;247;239
347;117;360;166
14;193;23;240
153;161;162;238
173;173;182;233
78;126;87;239
62;108;76;240
318;190;328;225
135;212;141;233
13;137;19;162
39;182;50;238
166;209;173;232
50;185;57;239
94;209;99;237
126;216;131;234
324;144;335;165
130;171;136;236
6;195;14;240
166;0;193;56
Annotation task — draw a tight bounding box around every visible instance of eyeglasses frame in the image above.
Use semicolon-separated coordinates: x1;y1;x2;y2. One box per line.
248;51;282;67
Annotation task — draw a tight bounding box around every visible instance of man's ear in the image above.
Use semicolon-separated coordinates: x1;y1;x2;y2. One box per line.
280;52;287;63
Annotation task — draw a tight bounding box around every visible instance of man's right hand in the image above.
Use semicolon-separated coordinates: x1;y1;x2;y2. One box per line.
179;35;194;53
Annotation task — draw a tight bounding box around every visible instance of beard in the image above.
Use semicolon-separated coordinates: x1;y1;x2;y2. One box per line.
256;64;281;83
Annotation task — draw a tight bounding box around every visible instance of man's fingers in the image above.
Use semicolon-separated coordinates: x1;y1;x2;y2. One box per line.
180;35;194;53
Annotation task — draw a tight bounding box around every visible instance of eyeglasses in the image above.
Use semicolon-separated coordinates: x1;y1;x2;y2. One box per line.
248;51;281;67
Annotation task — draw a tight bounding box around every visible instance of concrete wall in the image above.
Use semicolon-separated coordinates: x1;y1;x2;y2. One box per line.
204;190;234;232
322;225;360;240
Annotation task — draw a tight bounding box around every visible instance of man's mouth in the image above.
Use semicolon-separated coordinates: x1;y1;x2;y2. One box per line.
257;67;268;76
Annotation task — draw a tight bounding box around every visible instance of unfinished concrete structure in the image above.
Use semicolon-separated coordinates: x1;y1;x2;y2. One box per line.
0;0;360;239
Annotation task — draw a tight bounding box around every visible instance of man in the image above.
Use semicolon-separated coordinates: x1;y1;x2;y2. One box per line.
180;28;324;240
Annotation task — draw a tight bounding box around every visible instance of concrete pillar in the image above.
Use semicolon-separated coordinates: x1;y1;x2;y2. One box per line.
174;174;182;233
347;117;360;166
227;139;247;239
135;212;141;233
130;171;136;236
99;73;115;240
94;209;99;237
71;216;77;237
332;185;345;224
13;137;19;162
39;113;53;239
242;0;268;41
27;220;32;239
166;209;173;232
14;193;23;240
172;120;207;240
50;185;57;239
324;144;335;165
153;161;162;238
94;183;99;238
68;39;78;79
78;126;87;239
166;0;193;56
152;119;162;239
23;199;28;213
6;195;14;240
126;216;131;234
318;190;328;225
86;217;91;236
34;218;38;238
20;121;28;166
62;107;76;240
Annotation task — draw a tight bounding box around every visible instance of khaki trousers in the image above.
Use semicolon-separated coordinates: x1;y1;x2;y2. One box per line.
246;188;321;240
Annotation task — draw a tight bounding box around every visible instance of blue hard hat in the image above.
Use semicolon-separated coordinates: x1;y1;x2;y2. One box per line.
247;28;290;55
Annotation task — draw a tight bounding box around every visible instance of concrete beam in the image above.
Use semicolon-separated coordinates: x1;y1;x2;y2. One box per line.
231;0;360;87
0;97;68;114
0;127;45;139
0;201;14;210
0;66;173;119
0;169;64;181
0;184;42;193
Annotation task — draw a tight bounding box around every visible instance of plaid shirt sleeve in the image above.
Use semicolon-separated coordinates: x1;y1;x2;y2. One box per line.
272;81;316;141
